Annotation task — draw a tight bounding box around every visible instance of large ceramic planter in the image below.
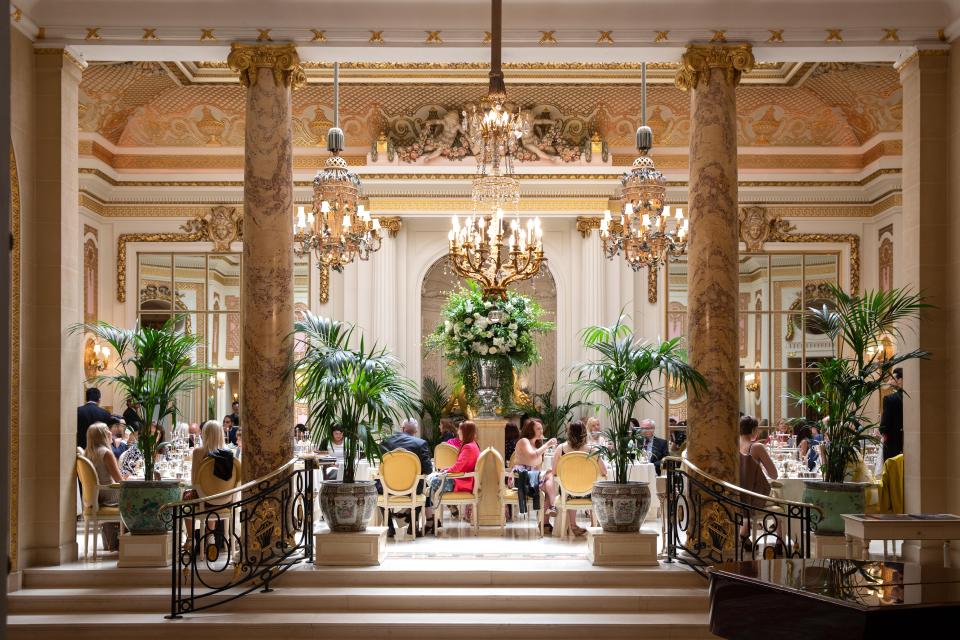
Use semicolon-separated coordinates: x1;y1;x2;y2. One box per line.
119;480;182;535
802;480;866;536
319;481;378;532
592;481;651;533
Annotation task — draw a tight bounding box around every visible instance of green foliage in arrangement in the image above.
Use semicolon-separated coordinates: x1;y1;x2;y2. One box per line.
426;280;553;409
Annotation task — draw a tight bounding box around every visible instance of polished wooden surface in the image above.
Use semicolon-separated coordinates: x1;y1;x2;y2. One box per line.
709;559;960;639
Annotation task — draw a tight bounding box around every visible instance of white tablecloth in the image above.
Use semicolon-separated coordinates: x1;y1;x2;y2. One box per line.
328;459;371;481
624;462;656;485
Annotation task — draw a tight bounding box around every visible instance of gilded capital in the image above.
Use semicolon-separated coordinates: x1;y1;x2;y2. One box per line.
674;44;755;91
227;43;306;89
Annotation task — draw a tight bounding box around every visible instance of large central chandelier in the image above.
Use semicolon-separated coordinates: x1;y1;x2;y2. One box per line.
448;0;544;300
599;63;688;271
295;62;383;271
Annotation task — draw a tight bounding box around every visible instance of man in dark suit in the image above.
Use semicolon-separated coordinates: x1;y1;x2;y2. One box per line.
640;418;670;476
880;367;904;461
122;398;143;433
228;400;241;427
380;418;433;536
77;387;114;448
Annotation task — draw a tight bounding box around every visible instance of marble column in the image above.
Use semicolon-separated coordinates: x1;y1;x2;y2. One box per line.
675;45;754;484
228;44;304;482
896;49;954;563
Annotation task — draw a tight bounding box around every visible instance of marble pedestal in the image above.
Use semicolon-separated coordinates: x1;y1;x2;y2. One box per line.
812;533;864;560
314;526;386;566
586;527;659;566
118;533;172;568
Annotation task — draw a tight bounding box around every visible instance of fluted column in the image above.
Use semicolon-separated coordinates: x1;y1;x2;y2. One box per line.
675;44;754;483
228;44;304;482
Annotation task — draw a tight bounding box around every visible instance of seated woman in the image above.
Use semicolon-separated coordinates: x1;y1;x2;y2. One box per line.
190;420;235;487
549;420;607;536
427;421;480;526
795;425;819;471
738;415;778;546
84;422;125;551
85;422;125;505
512;418;558;532
439;419;459;446
585;416;606;448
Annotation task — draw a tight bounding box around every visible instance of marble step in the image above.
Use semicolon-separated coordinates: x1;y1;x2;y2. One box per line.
7;612;716;639
8;586;709;614
23;560;706;590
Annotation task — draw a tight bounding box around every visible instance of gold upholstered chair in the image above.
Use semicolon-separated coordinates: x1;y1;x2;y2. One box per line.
193;456;243;559
434;442;459;471
434;448;498;537
76;453;124;561
483;448;544;536
555;451;602;536
376;449;427;540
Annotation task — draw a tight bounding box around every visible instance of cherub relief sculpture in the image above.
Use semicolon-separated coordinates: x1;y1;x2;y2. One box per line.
388;103;591;164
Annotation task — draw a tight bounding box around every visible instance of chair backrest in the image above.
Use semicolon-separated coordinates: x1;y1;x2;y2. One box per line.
556;451;601;496
434;442;459;469
196;456;242;506
381;449;421;494
483;447;506;493
76;454;100;510
473;447;499;496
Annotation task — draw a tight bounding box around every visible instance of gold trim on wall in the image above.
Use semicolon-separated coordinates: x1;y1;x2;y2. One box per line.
116;230;206;302
9;146;20;571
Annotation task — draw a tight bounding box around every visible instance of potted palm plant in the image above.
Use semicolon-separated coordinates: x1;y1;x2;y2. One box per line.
512;382;585;442
574;315;706;532
292;313;419;532
792;285;929;534
71;318;209;534
418;376;449;450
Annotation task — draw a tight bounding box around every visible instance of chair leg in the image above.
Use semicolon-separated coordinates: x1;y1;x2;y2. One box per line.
83;517;89;560
92;516;99;562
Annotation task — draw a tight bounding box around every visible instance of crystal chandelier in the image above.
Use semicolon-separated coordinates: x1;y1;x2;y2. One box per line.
600;63;688;271
294;62;383;271
448;0;544;300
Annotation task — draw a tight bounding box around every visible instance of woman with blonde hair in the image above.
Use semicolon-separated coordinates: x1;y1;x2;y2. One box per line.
85;422;124;506
191;420;231;485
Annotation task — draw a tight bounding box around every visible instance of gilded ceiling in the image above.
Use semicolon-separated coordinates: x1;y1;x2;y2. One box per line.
78;62;901;150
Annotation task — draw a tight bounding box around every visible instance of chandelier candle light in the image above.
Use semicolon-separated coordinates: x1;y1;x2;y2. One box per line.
294;62;383;271
448;0;545;300
599;62;688;271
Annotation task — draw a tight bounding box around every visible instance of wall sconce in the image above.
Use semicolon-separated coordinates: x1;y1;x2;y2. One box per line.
866;333;896;361
84;336;110;378
209;371;225;389
744;370;761;395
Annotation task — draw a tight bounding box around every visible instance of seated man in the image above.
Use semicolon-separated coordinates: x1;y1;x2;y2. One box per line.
639;418;670;475
379;418;433;536
108;417;133;459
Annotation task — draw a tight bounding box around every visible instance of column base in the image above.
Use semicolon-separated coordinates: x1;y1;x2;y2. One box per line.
315;526;386;566
586;526;659;566
812;533;864;560
118;532;172;568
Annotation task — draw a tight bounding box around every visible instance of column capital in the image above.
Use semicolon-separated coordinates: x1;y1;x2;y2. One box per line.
227;43;305;89
33;45;87;74
894;46;949;74
674;43;755;91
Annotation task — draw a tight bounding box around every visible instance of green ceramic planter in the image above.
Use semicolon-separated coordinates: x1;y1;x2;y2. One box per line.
802;480;866;536
119;480;182;535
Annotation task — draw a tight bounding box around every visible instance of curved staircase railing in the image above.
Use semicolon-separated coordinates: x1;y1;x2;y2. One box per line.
161;456;318;618
664;456;822;576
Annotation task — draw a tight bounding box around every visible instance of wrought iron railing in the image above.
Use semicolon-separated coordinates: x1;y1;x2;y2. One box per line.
162;456;318;618
664;456;821;576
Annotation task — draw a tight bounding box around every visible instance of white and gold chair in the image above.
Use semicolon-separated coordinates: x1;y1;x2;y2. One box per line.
555;451;602;536
376;449;427;540
434;442;459;471
434;448;497;537
76;454;124;561
194;457;243;559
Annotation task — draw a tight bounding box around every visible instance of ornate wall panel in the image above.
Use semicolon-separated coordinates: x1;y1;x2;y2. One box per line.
83;225;98;323
878;224;894;292
9;146;20;571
